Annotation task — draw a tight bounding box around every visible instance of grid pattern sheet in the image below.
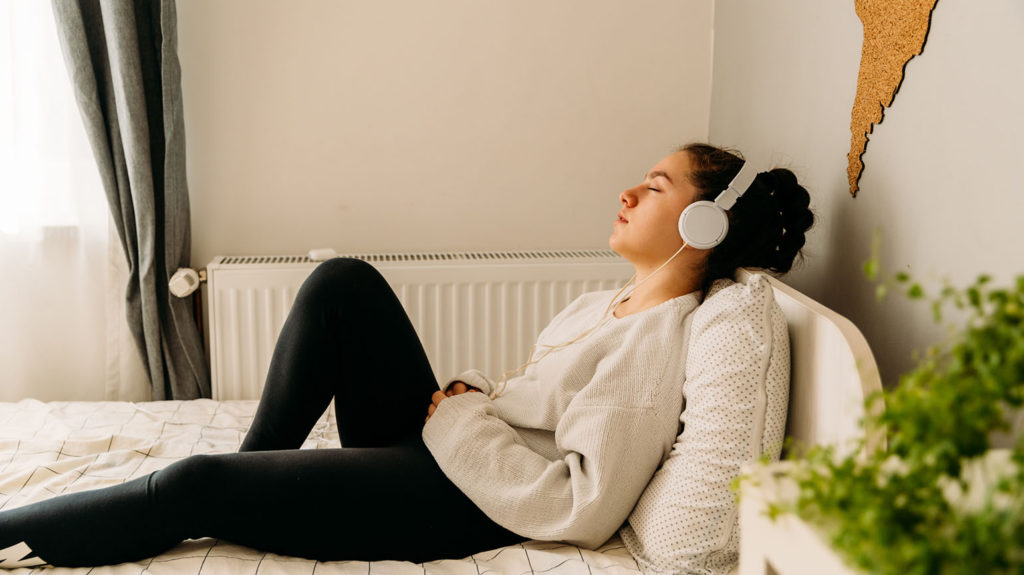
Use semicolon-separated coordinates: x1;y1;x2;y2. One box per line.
0;399;647;575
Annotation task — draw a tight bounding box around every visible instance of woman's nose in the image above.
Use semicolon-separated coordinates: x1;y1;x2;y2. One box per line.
619;188;638;207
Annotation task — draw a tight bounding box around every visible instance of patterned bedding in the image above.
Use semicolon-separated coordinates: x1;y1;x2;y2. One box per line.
0;399;648;574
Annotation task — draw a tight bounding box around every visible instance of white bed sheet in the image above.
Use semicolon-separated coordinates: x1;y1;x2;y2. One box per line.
0;399;648;574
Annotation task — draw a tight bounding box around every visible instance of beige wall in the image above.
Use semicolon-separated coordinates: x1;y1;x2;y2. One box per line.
178;0;1024;388
177;0;714;269
709;1;1024;383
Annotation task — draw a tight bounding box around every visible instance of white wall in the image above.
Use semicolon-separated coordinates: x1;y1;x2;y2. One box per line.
709;1;1024;383
176;0;714;269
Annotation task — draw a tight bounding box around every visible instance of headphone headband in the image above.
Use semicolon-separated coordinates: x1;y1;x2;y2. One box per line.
713;162;758;211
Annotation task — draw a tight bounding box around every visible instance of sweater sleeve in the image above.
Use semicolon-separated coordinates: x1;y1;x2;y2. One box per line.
440;369;495;396
422;381;669;548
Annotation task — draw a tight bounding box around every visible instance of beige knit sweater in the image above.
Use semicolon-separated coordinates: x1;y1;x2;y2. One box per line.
422;289;699;548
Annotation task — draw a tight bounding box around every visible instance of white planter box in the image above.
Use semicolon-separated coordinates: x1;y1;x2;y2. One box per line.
738;465;862;575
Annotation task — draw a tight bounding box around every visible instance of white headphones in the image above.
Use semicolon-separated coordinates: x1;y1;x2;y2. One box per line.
677;162;759;250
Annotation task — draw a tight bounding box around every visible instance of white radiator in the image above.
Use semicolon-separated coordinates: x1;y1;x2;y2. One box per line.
206;250;634;400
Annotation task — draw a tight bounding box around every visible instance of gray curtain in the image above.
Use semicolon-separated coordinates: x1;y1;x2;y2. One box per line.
51;0;210;400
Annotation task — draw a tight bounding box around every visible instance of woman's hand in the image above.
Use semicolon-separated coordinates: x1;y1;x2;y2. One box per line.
425;381;480;422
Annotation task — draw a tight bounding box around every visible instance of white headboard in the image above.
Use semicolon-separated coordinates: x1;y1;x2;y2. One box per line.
736;269;885;456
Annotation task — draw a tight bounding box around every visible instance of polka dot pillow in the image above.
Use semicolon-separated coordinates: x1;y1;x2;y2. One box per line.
620;273;789;574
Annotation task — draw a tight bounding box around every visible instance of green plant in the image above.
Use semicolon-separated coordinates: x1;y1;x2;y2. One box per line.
759;259;1024;574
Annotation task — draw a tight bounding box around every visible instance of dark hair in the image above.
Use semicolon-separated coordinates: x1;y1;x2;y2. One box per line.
679;143;814;293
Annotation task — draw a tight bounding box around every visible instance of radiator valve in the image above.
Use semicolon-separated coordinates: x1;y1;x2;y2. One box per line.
308;247;338;261
169;268;206;298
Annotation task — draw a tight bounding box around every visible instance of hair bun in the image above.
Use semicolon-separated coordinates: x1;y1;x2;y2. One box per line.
765;169;813;273
678;143;815;291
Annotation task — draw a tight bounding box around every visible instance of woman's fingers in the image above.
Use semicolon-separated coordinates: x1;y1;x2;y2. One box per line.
425;400;438;423
426;384;481;423
431;390;447;406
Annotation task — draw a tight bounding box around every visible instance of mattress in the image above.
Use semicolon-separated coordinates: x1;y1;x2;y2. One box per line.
0;399;648;574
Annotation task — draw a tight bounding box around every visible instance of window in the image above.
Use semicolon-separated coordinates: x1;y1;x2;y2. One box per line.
0;1;122;401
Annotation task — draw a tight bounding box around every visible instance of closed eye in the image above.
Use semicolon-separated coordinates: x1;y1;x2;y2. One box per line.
648;187;660;192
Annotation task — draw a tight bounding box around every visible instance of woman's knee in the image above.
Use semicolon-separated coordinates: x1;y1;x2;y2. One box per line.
301;258;388;302
150;454;248;539
153;454;224;504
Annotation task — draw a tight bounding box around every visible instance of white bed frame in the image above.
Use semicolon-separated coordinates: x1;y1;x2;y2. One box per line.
739;269;884;456
736;269;884;575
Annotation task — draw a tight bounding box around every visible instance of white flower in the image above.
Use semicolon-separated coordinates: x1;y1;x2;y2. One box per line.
876;454;911;487
939;449;1017;514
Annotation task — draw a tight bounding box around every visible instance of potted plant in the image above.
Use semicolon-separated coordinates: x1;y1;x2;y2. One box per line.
741;262;1024;574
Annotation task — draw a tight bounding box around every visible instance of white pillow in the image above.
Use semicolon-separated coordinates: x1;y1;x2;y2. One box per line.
620;274;789;574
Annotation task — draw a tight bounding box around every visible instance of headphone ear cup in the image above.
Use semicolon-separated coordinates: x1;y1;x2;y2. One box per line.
678;201;729;250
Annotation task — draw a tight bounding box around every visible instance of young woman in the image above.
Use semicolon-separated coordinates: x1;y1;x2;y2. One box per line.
0;143;813;568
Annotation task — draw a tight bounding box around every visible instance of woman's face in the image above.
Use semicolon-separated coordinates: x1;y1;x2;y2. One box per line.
609;151;701;267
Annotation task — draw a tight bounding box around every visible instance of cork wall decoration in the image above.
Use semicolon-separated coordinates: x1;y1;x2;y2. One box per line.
847;0;939;196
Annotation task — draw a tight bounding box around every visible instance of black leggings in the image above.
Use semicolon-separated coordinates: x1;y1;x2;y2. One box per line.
0;258;524;567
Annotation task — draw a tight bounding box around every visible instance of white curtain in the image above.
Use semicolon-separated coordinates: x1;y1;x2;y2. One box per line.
0;1;147;401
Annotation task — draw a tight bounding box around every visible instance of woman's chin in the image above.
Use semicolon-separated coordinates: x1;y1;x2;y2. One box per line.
608;236;622;256
607;239;635;263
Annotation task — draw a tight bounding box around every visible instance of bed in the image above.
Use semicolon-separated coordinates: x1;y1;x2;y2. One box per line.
0;271;881;574
0;399;647;574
